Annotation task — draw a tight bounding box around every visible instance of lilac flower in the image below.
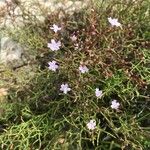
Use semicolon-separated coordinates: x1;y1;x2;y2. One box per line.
47;39;61;51
50;24;61;33
70;35;77;42
111;100;120;110
60;83;71;94
79;65;89;73
95;88;102;98
87;119;96;130
108;17;121;27
48;60;58;72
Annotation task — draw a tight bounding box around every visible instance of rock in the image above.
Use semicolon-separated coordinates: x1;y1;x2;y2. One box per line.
0;0;89;29
0;37;27;69
0;36;37;88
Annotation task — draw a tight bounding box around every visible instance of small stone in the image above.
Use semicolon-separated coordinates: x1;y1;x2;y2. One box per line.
0;88;8;97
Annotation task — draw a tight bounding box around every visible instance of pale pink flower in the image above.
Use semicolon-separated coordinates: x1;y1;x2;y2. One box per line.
111;100;120;110
79;65;89;73
108;17;121;27
50;24;61;33
48;61;58;72
70;35;77;42
47;39;61;51
95;88;102;98
60;83;71;94
87;119;96;130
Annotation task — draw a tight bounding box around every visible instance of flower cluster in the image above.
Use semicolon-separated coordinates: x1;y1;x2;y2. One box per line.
47;20;121;130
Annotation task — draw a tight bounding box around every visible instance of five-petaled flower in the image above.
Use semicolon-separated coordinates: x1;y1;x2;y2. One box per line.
47;39;61;51
79;65;89;73
108;17;121;27
95;88;102;98
87;119;96;130
50;24;61;33
60;83;71;94
70;35;77;42
48;60;58;72
111;100;120;110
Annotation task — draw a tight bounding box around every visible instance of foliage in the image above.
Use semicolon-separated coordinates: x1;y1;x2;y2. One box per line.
0;0;150;149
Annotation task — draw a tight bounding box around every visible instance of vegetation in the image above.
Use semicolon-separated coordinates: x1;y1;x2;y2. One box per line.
0;0;150;149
